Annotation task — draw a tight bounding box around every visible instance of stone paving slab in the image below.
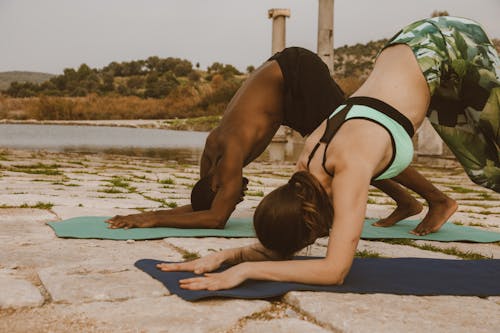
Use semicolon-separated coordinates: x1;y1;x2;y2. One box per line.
367;205;500;229
284;292;500;333
0;237;181;270
0;193;159;210
366;204;401;219
51;206;140;220
414;240;500;259
315;238;460;259
0;209;58;246
55;296;270;333
237;318;331;333
38;261;168;303
0;208;57;223
0;269;44;309
165;237;257;257
2;149;500;332
451;212;500;229
356;239;460;259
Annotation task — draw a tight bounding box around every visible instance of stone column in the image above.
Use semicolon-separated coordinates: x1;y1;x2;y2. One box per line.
268;8;291;55
317;0;334;74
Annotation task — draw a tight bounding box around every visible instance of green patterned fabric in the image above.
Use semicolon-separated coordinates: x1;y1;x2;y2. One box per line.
385;16;500;192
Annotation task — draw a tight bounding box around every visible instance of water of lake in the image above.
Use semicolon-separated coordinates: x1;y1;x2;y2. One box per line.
0;124;303;163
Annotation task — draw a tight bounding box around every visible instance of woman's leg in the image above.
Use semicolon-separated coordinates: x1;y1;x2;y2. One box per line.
426;18;500;192
372;166;457;235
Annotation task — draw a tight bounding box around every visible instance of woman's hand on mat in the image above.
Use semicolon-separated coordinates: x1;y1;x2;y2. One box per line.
157;253;223;275
106;214;157;229
177;264;247;290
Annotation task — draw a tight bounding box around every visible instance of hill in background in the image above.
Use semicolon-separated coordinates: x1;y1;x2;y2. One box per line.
2;37;498;97
0;71;55;91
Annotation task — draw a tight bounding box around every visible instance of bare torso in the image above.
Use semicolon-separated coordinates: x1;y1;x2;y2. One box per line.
201;60;284;186
297;44;431;196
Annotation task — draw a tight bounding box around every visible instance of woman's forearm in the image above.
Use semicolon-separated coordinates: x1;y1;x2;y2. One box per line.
241;258;344;285
220;243;283;266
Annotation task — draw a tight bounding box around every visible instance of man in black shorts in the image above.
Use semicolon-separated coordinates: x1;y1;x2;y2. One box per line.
106;47;346;229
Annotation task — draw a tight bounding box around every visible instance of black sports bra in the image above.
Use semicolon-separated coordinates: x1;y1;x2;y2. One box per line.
306;96;415;177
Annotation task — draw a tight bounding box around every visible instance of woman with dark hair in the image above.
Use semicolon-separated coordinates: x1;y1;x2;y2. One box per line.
158;16;499;290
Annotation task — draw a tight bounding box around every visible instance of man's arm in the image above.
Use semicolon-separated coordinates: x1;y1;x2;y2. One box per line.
107;141;246;229
105;182;243;229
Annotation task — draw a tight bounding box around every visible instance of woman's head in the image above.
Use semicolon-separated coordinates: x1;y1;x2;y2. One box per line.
253;171;333;257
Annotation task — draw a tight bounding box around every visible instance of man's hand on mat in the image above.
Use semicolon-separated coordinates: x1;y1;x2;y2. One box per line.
157;254;223;275
106;214;157;229
177;265;247;290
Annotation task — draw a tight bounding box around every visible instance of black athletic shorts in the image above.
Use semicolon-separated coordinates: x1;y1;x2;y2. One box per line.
268;47;345;136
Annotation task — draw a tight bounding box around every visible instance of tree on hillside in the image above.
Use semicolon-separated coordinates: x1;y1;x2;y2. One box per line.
126;76;145;90
207;62;241;79
246;65;255;74
5;81;38;97
102;61;123;76
207;62;224;74
50;74;69;91
146;56;160;72
121;60;145;76
63;68;78;83
39;80;60;96
173;60;193;77
99;73;115;94
76;64;93;80
144;71;179;98
198;77;242;114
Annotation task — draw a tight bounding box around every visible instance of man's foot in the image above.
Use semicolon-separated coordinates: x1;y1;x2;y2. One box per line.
372;198;423;227
410;197;458;236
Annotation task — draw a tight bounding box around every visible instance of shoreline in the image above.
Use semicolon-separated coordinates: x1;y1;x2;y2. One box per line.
0;118;293;142
0;118;179;130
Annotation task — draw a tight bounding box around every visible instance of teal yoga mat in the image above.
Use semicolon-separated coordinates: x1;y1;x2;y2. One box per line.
47;216;256;240
363;218;500;242
47;216;500;242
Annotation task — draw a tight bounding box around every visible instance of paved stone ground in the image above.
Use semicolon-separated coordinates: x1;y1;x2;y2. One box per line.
0;148;499;332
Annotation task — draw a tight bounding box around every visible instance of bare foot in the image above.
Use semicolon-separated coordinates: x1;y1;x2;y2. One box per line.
410;197;458;236
372;198;423;227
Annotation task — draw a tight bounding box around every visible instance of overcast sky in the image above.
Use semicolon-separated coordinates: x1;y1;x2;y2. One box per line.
1;0;499;74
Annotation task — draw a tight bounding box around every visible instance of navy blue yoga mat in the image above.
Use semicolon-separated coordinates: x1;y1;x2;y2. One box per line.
135;257;500;301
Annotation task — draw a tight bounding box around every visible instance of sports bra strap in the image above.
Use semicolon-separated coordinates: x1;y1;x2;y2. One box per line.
306;142;321;170
320;104;353;143
306;104;353;175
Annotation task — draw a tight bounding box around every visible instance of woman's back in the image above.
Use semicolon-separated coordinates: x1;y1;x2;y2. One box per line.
353;44;431;131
